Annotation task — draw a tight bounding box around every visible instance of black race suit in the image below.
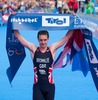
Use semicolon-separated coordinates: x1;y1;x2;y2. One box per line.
33;47;55;100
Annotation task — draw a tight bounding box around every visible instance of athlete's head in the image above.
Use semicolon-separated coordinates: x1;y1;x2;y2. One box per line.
37;30;49;48
37;30;49;39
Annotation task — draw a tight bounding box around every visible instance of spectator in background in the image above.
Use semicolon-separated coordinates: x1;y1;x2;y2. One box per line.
58;7;63;13
49;0;55;12
57;0;63;12
85;0;94;14
80;1;85;13
2;1;9;14
68;0;78;13
0;3;3;14
55;0;57;9
39;0;46;8
62;0;70;13
19;0;26;12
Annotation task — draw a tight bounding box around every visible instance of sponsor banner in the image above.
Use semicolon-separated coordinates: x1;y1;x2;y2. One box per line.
83;29;98;91
42;16;70;27
9;13;85;30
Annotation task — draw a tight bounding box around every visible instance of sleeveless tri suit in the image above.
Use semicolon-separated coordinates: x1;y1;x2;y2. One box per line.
33;47;55;100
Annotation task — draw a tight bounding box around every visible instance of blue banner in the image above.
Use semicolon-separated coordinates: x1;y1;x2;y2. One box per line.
82;29;98;91
6;14;26;83
9;13;86;30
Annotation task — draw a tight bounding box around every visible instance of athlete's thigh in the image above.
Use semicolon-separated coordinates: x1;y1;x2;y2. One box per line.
45;84;55;100
33;84;43;100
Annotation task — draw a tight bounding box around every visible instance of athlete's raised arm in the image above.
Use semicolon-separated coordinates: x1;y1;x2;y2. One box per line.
13;30;37;53
50;30;73;56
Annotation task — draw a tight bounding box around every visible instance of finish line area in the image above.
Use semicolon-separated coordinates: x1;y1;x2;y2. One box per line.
0;24;98;100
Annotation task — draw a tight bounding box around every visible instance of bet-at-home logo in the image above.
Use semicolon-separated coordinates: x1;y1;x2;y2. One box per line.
42;16;70;27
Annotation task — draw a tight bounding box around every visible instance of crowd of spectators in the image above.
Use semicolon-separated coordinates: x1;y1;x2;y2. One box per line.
0;0;79;15
0;0;97;15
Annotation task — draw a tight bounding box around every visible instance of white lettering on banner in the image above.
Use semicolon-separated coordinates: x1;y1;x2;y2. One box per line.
8;49;14;56
42;16;70;27
11;18;38;24
74;16;83;25
8;33;19;45
94;67;98;77
73;16;86;29
85;39;98;63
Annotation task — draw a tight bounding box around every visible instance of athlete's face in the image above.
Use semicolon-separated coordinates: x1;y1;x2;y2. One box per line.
38;35;49;48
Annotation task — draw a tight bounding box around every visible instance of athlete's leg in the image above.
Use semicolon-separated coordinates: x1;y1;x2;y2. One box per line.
44;84;55;100
33;84;43;100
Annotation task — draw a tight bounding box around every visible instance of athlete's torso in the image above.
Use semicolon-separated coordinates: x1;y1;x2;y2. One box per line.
33;47;54;85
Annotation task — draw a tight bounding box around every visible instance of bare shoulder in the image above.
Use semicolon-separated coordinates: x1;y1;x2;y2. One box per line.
49;44;55;53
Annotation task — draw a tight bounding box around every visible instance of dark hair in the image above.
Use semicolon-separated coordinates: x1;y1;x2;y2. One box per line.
37;30;49;39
